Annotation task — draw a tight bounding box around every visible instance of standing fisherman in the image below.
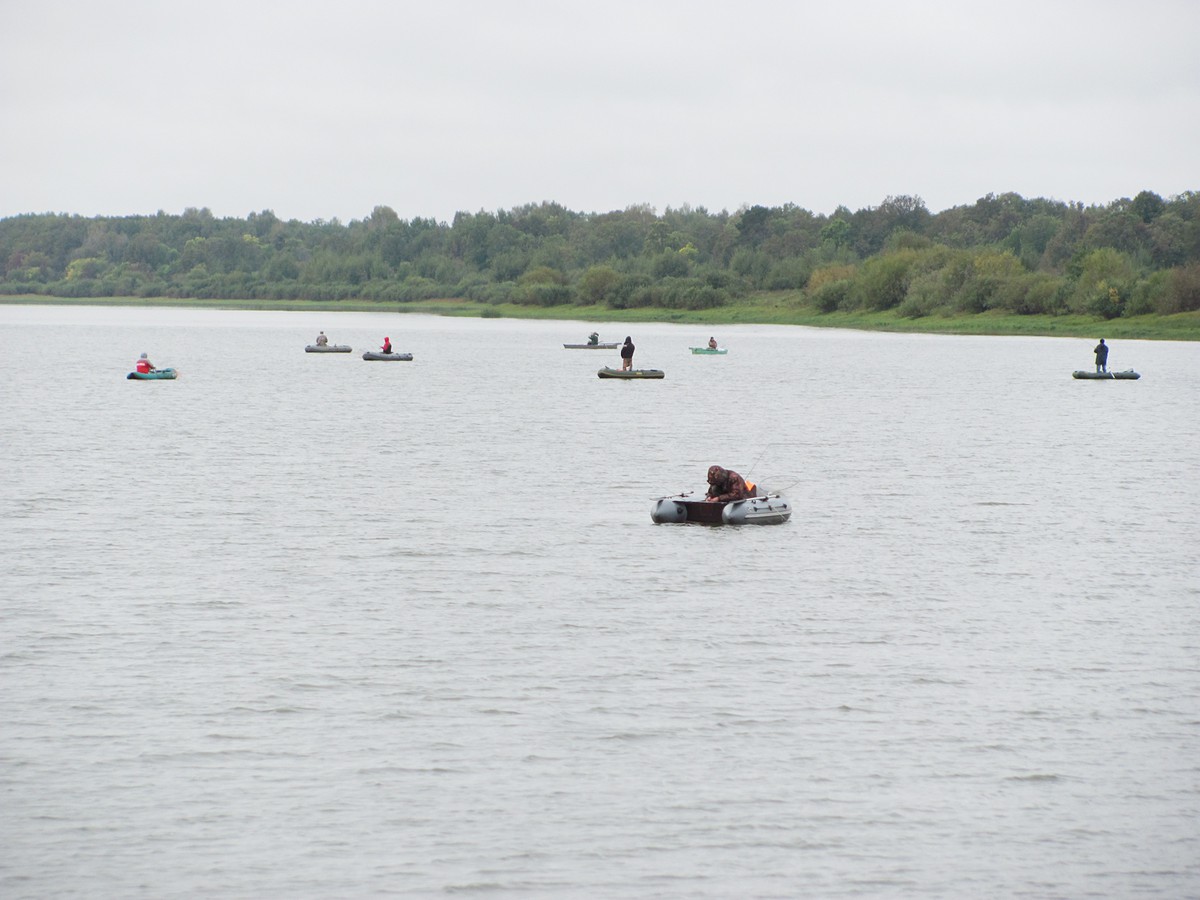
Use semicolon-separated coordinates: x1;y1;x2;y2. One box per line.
620;336;635;371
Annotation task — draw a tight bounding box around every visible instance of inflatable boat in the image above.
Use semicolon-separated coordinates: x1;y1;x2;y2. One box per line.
1072;370;1140;380
306;344;352;352
690;347;727;355
127;368;178;380
564;342;620;349
363;352;414;361
598;366;664;379
651;492;792;525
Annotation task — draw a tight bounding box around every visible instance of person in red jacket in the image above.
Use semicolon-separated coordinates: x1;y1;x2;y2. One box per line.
135;353;154;373
704;465;756;502
381;336;392;354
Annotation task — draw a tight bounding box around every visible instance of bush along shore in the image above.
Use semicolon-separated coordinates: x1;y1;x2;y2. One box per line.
2;190;1197;340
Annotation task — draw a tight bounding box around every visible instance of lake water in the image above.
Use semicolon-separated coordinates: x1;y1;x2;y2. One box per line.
2;304;1198;898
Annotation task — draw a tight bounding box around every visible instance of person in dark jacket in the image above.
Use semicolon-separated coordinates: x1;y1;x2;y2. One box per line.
620;336;635;371
1094;338;1109;373
705;465;756;502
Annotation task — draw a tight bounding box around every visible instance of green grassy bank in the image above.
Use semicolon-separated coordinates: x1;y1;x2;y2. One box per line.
4;293;1198;341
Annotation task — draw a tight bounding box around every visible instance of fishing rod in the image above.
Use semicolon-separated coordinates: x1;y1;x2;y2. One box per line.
653;447;794;502
651;489;787;504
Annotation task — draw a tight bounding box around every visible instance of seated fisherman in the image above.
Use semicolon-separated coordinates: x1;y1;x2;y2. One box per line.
588;332;599;345
704;465;756;502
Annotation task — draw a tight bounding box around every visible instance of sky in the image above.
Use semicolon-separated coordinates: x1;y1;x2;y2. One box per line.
1;0;1197;224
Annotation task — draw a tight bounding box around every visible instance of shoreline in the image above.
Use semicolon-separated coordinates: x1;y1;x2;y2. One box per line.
3;294;1198;341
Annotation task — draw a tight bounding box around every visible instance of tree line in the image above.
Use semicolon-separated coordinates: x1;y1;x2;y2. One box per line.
2;190;1198;319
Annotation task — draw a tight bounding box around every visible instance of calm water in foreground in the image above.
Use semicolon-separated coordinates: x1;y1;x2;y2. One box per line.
2;305;1198;899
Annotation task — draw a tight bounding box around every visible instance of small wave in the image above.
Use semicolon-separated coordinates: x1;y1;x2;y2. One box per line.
202;732;257;741
356;765;462;775
226;704;315;714
444;876;579;894
600;731;669;741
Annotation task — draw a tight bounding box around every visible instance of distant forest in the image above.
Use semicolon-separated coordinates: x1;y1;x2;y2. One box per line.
2;191;1198;319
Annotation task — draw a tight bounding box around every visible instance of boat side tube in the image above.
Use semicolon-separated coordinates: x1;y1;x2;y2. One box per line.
721;494;792;525
650;498;689;523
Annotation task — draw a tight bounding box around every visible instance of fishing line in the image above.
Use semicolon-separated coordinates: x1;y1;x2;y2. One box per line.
744;443;786;478
754;476;799;493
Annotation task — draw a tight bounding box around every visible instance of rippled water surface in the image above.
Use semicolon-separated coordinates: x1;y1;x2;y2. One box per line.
2;305;1198;898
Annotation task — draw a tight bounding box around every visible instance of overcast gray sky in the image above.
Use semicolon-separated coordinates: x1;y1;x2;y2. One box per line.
2;0;1196;223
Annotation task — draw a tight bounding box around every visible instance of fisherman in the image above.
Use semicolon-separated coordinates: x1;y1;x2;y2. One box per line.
588;331;599;346
315;331;329;346
1094;338;1109;373
708;336;718;349
704;465;756;502
381;336;392;354
620;335;635;371
135;352;154;374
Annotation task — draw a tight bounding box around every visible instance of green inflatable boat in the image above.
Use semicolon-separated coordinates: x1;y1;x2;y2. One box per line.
127;368;178;380
598;366;665;379
363;352;413;361
1072;370;1140;380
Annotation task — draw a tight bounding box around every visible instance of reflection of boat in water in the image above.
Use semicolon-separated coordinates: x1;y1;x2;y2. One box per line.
363;352;413;361
651;492;791;525
126;368;178;380
598;367;664;379
690;347;727;355
306;344;352;353
565;342;620;349
1073;370;1140;380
